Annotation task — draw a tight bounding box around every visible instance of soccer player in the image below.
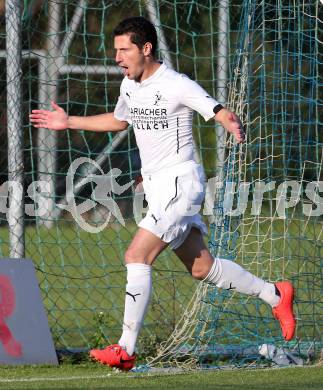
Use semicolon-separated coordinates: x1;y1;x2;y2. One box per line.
30;17;296;371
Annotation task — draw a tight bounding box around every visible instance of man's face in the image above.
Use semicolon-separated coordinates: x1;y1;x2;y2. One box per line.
114;34;145;81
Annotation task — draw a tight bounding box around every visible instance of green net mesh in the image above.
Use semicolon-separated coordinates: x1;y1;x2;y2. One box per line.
0;0;321;368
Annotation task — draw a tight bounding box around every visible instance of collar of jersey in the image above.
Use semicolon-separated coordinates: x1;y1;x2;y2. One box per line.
135;62;167;86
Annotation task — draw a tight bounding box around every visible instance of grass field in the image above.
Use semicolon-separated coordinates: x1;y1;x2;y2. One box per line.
0;364;322;390
0;222;198;353
0;214;321;364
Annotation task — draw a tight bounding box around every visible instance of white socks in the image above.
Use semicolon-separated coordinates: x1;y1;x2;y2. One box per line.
117;259;279;356
204;257;280;307
118;263;152;356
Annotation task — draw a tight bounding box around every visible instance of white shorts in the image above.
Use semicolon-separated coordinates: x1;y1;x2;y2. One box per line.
138;160;207;250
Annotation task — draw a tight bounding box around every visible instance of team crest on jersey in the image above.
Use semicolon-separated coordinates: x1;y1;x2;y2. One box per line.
153;91;168;106
154;91;162;105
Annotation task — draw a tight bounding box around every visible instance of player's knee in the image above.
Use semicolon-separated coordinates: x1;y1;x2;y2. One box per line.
191;265;210;281
124;247;145;264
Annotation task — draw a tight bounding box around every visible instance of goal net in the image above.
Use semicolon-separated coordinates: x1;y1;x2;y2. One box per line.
0;0;321;367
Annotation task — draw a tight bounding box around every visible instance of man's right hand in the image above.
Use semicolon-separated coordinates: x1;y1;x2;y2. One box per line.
29;101;68;130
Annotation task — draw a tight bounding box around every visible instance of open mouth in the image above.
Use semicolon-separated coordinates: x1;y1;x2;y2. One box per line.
120;65;129;76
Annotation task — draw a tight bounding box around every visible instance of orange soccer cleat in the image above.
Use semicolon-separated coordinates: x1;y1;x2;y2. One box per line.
90;344;136;371
272;281;296;341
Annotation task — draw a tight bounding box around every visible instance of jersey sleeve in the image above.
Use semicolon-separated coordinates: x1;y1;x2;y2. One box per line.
178;74;220;121
113;94;131;124
113;79;131;124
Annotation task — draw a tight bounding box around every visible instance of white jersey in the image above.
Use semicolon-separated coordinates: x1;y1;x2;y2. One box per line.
114;63;219;174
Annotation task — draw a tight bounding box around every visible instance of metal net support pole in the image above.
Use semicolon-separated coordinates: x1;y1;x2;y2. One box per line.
6;0;25;258
216;0;229;174
38;0;86;228
145;0;202;165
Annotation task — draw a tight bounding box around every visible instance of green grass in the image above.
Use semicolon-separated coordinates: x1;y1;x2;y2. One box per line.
0;216;321;360
0;222;197;350
0;364;322;390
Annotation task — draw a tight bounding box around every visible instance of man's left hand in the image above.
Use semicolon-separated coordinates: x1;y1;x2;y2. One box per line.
214;108;245;144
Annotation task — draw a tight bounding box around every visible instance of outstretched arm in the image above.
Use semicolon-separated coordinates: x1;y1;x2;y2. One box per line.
214;108;245;144
29;101;128;132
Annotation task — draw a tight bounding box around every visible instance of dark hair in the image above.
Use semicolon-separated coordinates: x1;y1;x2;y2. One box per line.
113;17;157;56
